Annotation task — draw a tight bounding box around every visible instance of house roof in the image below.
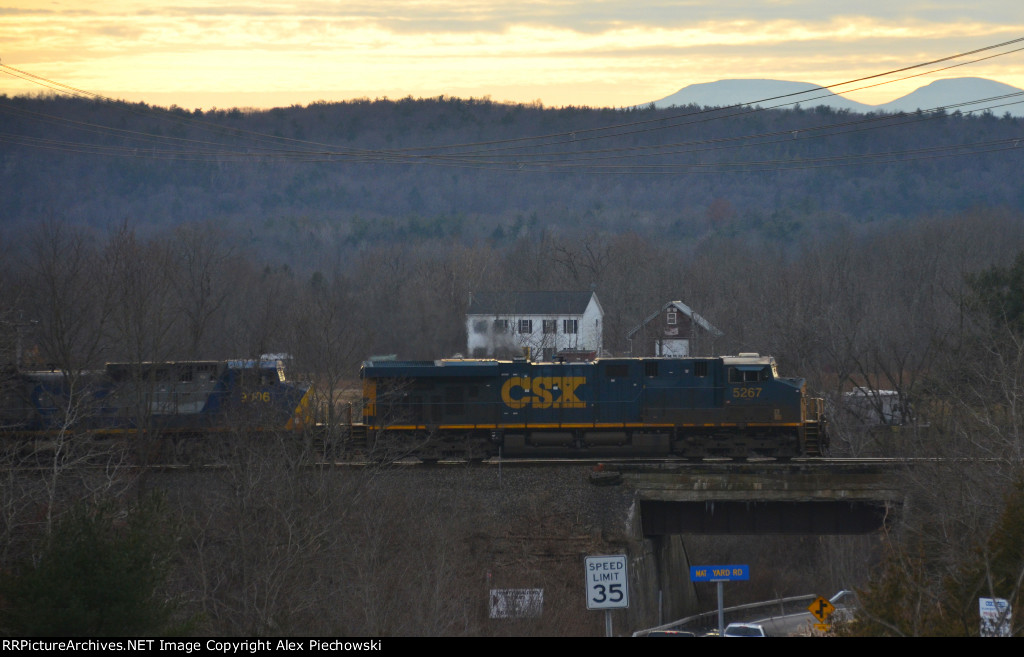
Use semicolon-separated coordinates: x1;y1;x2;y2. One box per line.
626;300;724;339
468;291;598;316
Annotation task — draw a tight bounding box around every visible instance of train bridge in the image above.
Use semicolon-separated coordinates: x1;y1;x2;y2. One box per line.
137;456;902;632
587;458;904;627
597;459;902;535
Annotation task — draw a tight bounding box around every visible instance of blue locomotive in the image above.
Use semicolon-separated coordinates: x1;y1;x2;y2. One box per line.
1;358;312;437
360;354;827;459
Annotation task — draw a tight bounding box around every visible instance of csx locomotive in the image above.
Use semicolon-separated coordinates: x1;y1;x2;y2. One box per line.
360;354;828;459
0;358;312;440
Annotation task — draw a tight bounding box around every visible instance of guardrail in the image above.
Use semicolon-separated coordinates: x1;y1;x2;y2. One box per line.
633;590;856;637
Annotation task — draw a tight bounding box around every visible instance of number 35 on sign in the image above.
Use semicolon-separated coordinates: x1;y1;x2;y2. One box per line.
585;555;629;610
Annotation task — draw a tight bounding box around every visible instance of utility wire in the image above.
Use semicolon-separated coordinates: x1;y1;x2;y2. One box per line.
5;36;1024;156
2;38;1023;174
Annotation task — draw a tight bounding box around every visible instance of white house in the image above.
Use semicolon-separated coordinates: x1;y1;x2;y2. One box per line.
466;291;603;361
626;300;723;357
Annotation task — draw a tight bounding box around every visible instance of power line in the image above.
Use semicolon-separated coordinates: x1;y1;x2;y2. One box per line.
1;38;1023;175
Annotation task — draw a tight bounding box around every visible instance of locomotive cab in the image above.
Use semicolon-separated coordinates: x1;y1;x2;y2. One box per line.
722;353;805;425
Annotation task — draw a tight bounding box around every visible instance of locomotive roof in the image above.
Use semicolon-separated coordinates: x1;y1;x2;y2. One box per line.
101;358;282;369
721;353;775;367
362;354;776;370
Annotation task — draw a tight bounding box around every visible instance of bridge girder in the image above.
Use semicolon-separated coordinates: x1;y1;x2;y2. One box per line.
641;499;892;535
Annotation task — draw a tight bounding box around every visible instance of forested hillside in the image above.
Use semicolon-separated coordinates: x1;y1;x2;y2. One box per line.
3;94;1023;261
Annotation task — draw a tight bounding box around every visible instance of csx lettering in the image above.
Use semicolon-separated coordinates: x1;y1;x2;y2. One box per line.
501;377;586;409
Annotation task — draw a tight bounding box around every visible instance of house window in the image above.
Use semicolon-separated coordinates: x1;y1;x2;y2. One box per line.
667;311;677;325
518;319;533;334
473;320;489;334
563;319;578;334
542;319;557;334
493;319;510;333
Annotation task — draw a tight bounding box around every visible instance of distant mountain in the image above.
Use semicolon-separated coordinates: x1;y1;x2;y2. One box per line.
874;77;1024;116
647;79;874;113
647;77;1024;117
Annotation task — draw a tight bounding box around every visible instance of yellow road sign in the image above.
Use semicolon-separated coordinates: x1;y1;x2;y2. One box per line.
808;596;835;622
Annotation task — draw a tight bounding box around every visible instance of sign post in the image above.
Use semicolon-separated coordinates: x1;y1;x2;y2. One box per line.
690;565;750;634
585;555;629;637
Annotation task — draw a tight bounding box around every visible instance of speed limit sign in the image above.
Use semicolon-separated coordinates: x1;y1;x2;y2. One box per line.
585;555;629;610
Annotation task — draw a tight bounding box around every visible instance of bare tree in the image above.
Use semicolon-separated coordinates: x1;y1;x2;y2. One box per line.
22;219;112;371
103;223;183;363
168;223;235;359
290;269;369;452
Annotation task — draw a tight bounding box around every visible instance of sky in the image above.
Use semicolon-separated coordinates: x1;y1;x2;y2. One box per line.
3;1;1024;110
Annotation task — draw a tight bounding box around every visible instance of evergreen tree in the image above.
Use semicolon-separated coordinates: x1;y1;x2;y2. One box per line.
966;251;1024;335
0;496;184;637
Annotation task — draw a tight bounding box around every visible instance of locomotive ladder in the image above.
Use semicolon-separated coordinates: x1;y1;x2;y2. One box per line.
802;422;825;457
802;397;827;457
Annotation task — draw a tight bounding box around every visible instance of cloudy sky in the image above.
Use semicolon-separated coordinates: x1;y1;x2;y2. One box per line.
3;1;1023;110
